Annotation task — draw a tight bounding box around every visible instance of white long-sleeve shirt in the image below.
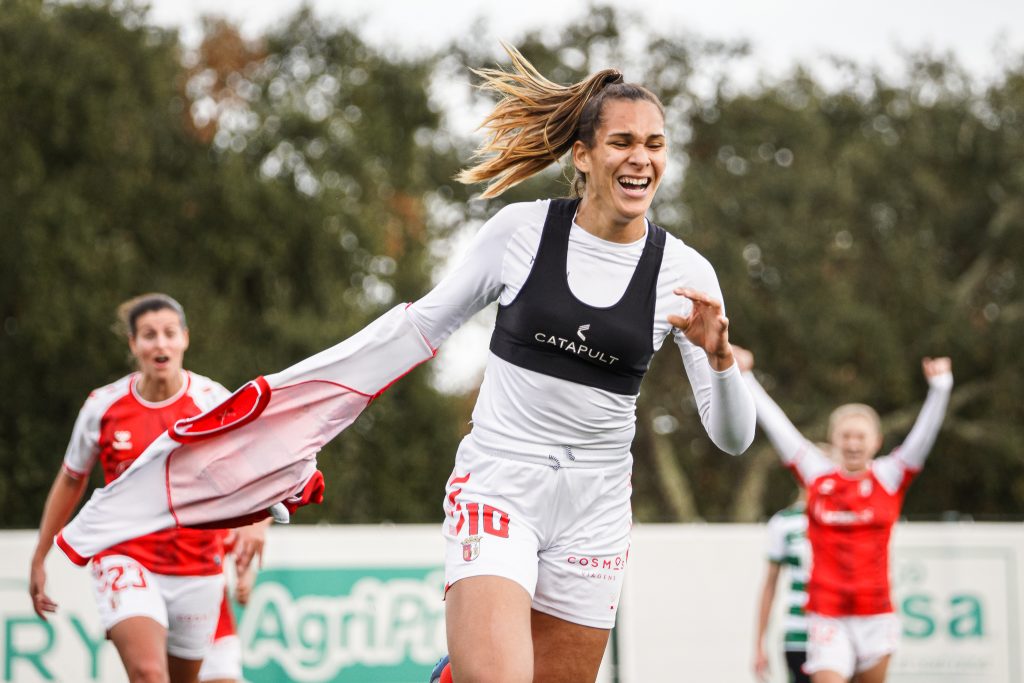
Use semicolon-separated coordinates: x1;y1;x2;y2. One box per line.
409;199;755;462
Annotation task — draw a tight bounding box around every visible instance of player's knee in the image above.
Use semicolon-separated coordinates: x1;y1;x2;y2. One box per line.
451;655;531;683
124;659;168;683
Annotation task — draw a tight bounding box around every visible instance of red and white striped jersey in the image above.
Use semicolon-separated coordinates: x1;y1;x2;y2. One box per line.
63;371;230;575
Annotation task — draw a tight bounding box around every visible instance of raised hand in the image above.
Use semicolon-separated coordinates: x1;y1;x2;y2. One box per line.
922;356;952;380
667;288;734;370
732;345;754;373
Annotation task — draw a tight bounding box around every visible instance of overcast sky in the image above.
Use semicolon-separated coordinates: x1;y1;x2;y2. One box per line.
149;0;1024;88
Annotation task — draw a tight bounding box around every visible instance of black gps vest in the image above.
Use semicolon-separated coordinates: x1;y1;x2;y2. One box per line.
489;198;666;396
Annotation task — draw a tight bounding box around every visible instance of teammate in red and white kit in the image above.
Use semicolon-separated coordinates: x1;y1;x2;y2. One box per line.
29;293;231;683
734;346;953;683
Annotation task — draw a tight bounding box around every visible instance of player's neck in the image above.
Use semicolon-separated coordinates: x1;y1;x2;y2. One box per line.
136;371;184;403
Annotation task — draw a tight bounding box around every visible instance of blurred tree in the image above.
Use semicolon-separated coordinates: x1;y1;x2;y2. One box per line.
0;1;467;527
680;57;1024;520
1;0;1020;530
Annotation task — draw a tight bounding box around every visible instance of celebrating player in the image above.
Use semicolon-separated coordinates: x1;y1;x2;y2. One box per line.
30;294;231;683
410;44;756;682
735;346;953;683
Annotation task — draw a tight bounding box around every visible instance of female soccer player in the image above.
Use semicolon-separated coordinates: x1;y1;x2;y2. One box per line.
734;346;953;683
30;293;231;683
753;489;812;683
407;45;756;682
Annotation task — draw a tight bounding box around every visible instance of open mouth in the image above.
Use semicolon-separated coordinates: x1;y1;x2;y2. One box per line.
618;176;651;194
154;355;170;365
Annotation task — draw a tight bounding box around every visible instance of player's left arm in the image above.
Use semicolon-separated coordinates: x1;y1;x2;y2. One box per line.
892;357;954;471
669;250;755;455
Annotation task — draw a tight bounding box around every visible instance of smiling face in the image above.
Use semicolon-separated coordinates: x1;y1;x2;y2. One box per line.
128;308;189;384
830;413;884;473
572;98;666;239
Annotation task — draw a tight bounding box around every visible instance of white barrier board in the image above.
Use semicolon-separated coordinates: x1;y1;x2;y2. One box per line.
1;523;1019;682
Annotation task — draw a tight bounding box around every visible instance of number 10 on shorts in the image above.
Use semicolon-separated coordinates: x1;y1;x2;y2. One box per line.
455;502;510;561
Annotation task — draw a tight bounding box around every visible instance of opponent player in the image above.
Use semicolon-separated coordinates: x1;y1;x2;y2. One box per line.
734;346;953;683
753;488;812;683
408;44;756;682
29;293;231;683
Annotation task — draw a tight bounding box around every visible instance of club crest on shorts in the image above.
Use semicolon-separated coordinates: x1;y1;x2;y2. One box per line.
462;535;482;562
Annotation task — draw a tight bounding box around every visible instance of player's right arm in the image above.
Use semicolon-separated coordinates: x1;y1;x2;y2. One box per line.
754;510;786;682
30;469;90;618
407;202;540;348
30;394;103;619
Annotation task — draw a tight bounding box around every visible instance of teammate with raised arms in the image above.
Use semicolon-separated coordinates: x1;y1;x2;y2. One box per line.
735;345;953;683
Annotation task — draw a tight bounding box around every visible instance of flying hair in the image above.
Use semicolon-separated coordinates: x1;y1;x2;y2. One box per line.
457;42;652;199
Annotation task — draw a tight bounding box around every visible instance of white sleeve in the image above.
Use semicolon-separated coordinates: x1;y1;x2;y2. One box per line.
670;253;755;455
765;512;786;562
743;372;834;483
62;397;101;479
682;360;756;455
407;203;531;348
874;372;954;490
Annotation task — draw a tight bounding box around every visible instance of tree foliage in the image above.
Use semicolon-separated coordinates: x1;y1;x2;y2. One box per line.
1;2;1020;530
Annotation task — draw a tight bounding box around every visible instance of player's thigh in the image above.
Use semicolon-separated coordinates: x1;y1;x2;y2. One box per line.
531;609;609;683
158;572;225;661
851;612;899;681
108;616;170;682
168;654;203;683
446;575;534;683
806;613;855;681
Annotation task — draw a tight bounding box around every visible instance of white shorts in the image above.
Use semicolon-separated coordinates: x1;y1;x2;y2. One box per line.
90;555;224;660
199;635;242;681
443;436;633;629
806;612;901;679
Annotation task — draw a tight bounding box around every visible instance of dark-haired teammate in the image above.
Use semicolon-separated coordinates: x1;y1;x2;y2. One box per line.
30;293;230;683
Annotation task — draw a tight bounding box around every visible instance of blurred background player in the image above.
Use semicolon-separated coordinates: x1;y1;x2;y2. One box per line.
754;444;837;683
29;293;231;683
735;346;953;683
754;488;811;683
